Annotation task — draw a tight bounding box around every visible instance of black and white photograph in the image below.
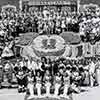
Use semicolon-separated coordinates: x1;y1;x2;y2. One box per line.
0;0;100;100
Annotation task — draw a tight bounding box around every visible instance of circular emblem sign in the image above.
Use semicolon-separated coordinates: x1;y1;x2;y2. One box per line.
32;35;66;57
21;35;72;60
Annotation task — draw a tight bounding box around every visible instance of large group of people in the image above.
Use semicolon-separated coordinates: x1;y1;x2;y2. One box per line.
0;5;99;59
0;3;100;100
0;56;100;99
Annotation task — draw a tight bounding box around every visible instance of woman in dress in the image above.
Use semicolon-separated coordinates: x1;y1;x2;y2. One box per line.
35;71;42;97
1;41;14;59
61;69;71;99
45;58;52;73
43;70;52;97
54;71;62;98
27;71;35;99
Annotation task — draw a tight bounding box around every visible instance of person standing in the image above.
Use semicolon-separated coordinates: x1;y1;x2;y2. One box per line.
95;58;100;86
54;72;62;98
4;60;13;88
27;71;35;99
89;59;96;87
0;59;3;88
35;71;42;98
43;70;52;97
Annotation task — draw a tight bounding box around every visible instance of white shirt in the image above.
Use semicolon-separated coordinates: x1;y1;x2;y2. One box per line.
89;62;95;74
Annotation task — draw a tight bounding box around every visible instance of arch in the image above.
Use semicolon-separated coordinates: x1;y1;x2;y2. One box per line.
2;4;16;12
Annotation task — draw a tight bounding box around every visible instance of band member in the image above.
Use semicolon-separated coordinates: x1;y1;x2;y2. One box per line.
43;70;52;97
54;72;62;97
27;71;35;99
35;71;42;97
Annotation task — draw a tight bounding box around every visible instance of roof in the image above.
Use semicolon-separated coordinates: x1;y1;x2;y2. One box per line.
81;0;100;6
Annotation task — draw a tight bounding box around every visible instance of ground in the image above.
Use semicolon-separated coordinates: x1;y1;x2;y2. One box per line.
0;89;25;100
0;87;100;100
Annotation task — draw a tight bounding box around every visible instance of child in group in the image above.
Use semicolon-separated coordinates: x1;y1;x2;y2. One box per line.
35;71;42;98
54;72;62;98
43;70;52;97
27;71;35;99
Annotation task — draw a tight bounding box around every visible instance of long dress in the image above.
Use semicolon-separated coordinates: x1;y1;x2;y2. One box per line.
1;43;14;58
54;75;62;95
36;76;42;96
44;75;51;96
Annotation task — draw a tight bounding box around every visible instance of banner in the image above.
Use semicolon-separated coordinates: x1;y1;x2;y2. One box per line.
16;33;100;60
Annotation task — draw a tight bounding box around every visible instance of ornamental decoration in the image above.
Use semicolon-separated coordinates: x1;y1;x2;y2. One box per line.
16;32;97;60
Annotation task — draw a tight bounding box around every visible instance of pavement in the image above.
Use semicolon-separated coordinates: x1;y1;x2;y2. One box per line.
0;87;100;100
73;86;100;100
0;89;25;100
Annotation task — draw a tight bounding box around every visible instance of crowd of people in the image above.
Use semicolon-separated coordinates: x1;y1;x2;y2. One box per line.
0;56;100;99
0;5;99;60
0;5;99;59
79;5;100;44
0;3;100;100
